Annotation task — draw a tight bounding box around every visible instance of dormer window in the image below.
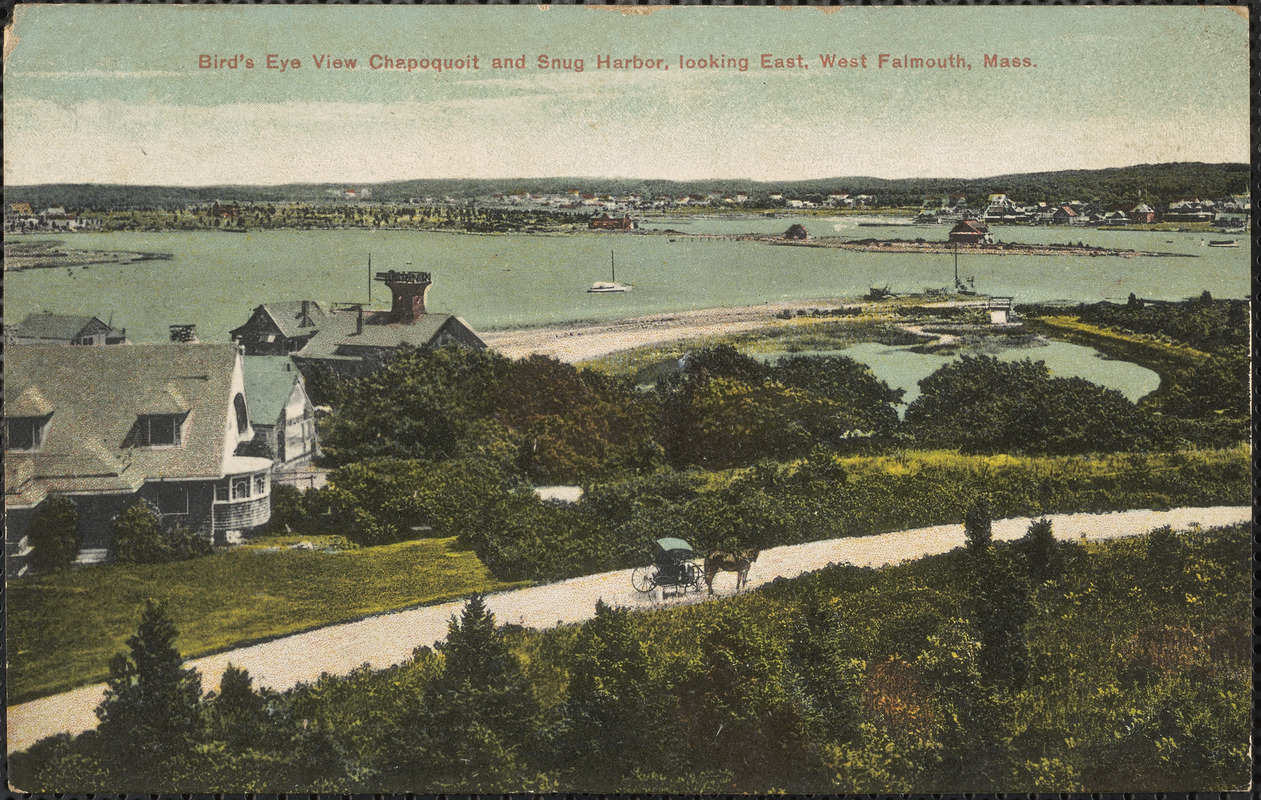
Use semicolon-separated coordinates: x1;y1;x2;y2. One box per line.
136;414;186;447
6;415;50;452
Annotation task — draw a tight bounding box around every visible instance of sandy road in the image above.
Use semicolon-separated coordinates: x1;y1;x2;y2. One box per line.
7;505;1247;753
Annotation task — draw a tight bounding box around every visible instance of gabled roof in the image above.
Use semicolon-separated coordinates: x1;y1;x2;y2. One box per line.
5;345;244;503
241;356;304;426
234;302;327;340
291;310;482;360
14;313;113;341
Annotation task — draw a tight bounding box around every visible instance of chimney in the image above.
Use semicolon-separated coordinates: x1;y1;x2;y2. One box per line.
169;324;198;343
374;270;432;324
299;300;313;328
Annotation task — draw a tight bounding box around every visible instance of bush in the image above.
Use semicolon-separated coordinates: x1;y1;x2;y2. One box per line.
27;496;82;573
110;501;212;565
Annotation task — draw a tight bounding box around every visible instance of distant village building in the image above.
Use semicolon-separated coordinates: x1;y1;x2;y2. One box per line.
1129;204;1157;224
231;271;487;376
5;344;275;575
241;356;319;472
948;220;993;244
588;213;637;230
8;313;130;346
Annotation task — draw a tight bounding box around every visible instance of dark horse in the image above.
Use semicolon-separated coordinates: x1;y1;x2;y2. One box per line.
704;548;759;595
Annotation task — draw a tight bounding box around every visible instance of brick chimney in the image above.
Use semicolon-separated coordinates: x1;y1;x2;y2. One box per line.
375;270;432;325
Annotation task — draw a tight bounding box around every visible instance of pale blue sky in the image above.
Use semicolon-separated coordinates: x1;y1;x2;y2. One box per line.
4;5;1249;185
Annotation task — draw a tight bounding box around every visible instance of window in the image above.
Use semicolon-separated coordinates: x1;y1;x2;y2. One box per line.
254;473;268;496
157;487;189;515
6;417;48;452
234;394;249;435
232;477;251;500
215;483;230;502
136;414;184;447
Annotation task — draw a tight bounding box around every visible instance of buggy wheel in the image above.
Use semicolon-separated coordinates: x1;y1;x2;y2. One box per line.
685;562;704;593
631;565;657;593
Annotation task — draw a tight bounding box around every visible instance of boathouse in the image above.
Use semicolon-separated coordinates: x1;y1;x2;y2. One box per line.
589;213;637;230
783;224;810;241
948;220;992;245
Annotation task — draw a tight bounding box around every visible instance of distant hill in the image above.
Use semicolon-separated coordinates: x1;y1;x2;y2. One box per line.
6;163;1248;212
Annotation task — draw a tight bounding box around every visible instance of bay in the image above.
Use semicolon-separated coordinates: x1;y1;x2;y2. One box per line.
6;223;1246;345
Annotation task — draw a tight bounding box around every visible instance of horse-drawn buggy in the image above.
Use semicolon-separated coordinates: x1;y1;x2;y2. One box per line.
631;537;705;596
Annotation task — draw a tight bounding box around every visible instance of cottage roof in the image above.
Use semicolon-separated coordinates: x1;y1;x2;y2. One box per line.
5;344;245;504
14;313;108;341
258;301;328;339
241;356;303;426
950;220;989;234
291;311;478;359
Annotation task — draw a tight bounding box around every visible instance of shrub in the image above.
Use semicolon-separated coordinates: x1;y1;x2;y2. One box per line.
27;496;82;573
110;501;212;565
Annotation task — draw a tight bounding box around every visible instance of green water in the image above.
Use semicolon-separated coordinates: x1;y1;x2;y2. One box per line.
6;223;1246;344
758;339;1162;412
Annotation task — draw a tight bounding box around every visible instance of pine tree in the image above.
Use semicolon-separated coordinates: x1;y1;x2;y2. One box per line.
96;600;202;786
560;600;663;783
410;594;539;790
205;663;266;751
964;498;993;552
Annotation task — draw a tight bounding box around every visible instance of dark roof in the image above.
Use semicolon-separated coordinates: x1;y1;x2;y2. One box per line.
14;313;109;341
5;344;254;506
950;220;989;234
291;310;483;360
241;356;303;426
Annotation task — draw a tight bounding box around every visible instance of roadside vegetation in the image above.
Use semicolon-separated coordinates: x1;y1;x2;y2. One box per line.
11;521;1249;792
7;535;522;704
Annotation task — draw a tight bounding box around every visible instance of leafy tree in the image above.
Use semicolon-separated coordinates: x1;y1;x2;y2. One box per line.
904;355;1148;455
27;495;82;572
95;600;202;787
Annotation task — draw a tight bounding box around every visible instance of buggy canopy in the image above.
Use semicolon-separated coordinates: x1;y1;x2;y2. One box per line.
654;537;695;556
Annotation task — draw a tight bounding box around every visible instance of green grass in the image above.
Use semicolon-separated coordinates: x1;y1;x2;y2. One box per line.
7;535;525;704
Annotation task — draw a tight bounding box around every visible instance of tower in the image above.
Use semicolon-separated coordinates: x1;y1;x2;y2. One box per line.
374;270;432;324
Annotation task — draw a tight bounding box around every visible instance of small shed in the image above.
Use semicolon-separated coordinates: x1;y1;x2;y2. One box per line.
948;220;992;245
783;224;809;240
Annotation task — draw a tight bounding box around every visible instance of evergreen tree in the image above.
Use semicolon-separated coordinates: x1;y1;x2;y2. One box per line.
1018;517;1065;584
399;594;539;791
964;499;993;552
559;600;664;784
205;663;267;752
95;600;203;787
27;495;82;573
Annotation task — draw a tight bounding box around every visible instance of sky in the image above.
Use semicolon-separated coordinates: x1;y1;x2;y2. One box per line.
3;5;1250;185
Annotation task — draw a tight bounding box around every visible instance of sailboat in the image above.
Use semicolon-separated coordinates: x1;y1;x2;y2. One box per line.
588;250;632;293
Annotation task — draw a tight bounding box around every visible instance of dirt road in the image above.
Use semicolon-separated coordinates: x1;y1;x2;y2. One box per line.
7;505;1247;753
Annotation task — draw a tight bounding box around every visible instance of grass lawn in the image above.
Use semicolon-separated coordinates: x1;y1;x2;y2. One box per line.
7;535;525;705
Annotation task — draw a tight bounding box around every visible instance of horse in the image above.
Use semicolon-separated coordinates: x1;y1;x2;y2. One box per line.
704;548;760;596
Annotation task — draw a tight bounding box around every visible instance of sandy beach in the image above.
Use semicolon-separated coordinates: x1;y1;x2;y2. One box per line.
480;300;847;363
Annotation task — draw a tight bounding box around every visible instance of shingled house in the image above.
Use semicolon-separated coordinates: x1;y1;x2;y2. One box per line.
5;344;274;574
230;271;486;376
8;312;130;346
240;356;319;471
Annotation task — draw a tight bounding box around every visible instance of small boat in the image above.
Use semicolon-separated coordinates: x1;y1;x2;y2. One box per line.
1207;239;1239;248
220;228;249;234
588;251;631;293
